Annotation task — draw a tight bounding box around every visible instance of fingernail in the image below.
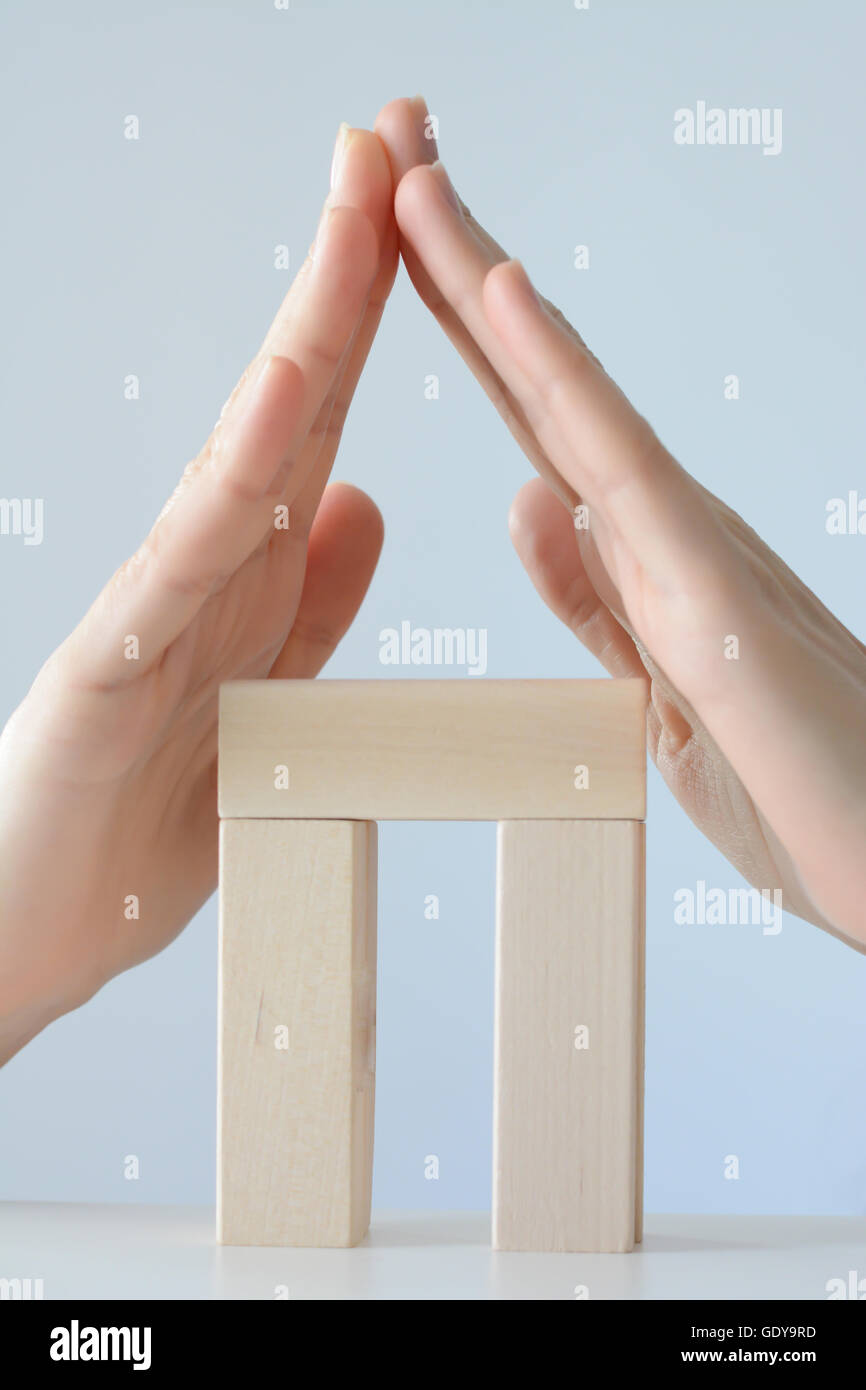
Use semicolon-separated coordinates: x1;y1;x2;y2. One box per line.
250;353;275;399
228;354;277;444
330;122;352;193
312;204;336;261
409;94;438;159
430;159;461;214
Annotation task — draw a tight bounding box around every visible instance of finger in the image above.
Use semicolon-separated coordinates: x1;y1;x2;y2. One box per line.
390;130;721;587
376;98;577;511
269;482;384;678
509;478;713;761
258;135;398;627
214;126;391;525
482;256;745;607
395;156;721;597
70;133;386;684
266;216;396;592
62;350;307;686
510;479;645;678
390;141;733;679
156;208;376;591
217;126;391;501
91;205;377;679
511;482;791;883
259;125;393;373
216;125;393;487
396;162;584;497
258;228;398;644
286;139;399;538
375;95;440;183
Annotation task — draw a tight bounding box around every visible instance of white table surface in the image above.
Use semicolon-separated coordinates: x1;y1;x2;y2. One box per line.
2;1206;864;1300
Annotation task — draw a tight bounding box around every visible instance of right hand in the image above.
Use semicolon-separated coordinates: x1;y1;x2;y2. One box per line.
375;97;866;947
0;125;397;1063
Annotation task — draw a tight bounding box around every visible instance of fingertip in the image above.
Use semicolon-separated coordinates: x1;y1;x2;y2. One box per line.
373;96;412;140
508;476;553;537
308;481;385;595
374;94;437;182
508;476;572;557
324;479;385;548
482;257;539;328
347;125;394;188
330;126;394;248
274;481;385;680
393;159;443;235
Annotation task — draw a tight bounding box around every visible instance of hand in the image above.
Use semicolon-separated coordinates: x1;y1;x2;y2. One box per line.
0;127;397;1062
375;98;866;948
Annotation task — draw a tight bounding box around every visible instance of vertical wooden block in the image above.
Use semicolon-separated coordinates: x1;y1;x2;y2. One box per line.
218;819;377;1246
634;828;646;1245
493;820;645;1253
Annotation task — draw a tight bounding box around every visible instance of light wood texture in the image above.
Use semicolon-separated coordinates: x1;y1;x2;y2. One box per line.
634;828;646;1244
218;679;646;821
217;819;377;1247
493;820;645;1253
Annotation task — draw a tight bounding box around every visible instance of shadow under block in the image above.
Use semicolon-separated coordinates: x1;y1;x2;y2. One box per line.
217;819;377;1247
218;678;646;821
493;820;645;1253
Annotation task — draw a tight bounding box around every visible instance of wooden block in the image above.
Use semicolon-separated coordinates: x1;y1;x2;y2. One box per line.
634;829;646;1245
493;820;645;1253
217;819;376;1247
218;679;646;821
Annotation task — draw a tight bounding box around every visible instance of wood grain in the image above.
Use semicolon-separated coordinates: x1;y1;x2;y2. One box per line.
218;679;646;821
634;826;646;1245
493;820;645;1253
217;819;376;1247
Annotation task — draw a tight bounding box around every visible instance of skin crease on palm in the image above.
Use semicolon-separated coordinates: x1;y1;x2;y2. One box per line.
0;104;864;1066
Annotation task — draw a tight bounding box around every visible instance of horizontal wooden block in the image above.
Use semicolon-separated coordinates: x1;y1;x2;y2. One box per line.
218;679;646;820
493;820;645;1252
217;819;377;1247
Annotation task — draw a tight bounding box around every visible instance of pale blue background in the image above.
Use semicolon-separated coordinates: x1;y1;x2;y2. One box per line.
1;0;865;1219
